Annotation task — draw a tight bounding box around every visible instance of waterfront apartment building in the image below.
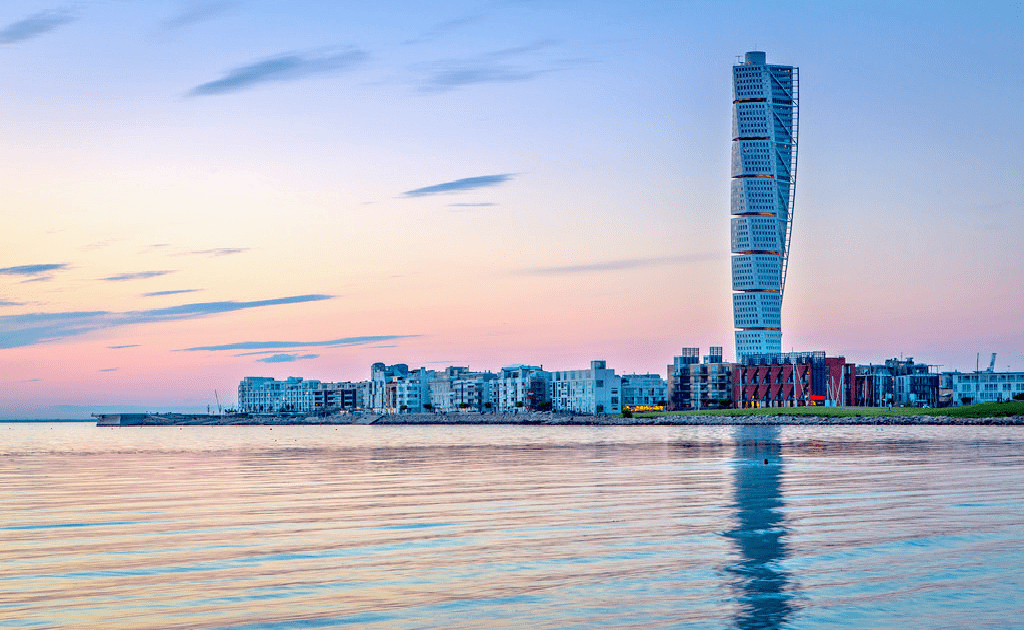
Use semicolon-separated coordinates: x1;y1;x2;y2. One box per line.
387;369;432;413
238;376;360;414
620;373;668;409
238;376;282;413
369;363;409;412
855;359;938;407
311;381;368;411
493;365;551;411
950;370;1024;405
427;366;497;412
550;360;622;415
667;347;733;410
731;50;799;360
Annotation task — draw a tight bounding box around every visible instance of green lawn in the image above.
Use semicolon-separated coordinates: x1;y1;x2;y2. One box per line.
633;400;1024;419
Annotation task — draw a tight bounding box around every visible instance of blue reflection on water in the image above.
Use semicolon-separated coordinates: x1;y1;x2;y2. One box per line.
726;425;794;629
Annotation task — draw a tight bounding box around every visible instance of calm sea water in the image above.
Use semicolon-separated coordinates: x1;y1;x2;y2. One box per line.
2;423;1022;629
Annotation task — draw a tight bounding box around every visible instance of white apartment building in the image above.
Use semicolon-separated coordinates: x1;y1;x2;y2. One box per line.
550;360;621;415
450;376;494;411
494;365;551;411
389;369;430;413
427;366;496;412
237;376;323;414
238;377;371;414
951;371;1024;405
370;363;410;412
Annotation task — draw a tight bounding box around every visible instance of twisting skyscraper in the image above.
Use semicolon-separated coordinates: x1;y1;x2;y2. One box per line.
730;51;798;360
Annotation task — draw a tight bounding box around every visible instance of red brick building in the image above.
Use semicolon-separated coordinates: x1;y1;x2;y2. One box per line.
733;352;855;408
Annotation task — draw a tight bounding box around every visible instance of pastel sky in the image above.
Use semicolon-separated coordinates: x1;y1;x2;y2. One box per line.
1;0;1021;418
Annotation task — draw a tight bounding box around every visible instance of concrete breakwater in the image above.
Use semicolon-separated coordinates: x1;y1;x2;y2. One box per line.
96;411;1024;426
95;413;379;426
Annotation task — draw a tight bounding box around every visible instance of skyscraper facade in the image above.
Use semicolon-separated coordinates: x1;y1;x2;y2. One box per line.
730;51;799;361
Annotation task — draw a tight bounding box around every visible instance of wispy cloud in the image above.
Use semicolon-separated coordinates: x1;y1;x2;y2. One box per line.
143;289;202;297
0;294;333;349
403;174;513;197
81;240;117;251
415;40;557;92
520;254;719;276
175;247;250;257
0;300;25;307
107;344;140;349
0;9;75;44
449;202;497;207
102;270;175;282
0;310;108;350
99;367;119;373
403;13;485;46
163;1;234;29
129;295;332;323
181;335;416;352
0;263;69;277
257;353;319;363
188;48;368;96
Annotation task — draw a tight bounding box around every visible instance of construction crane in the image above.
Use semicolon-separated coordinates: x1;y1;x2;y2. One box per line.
987;353;997;373
214;390;222;415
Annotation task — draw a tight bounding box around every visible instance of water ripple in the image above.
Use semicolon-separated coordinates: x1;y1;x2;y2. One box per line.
1;423;1022;628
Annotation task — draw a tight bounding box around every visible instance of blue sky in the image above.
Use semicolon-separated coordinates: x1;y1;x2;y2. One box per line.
1;0;1021;417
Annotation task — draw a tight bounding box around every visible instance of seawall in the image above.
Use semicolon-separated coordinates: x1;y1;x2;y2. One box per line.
95;411;1024;426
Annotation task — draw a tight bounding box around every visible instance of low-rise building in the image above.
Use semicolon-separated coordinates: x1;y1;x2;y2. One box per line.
238;377;372;414
370;363;409;413
733;351;854;408
620;373;667;409
238;376;325;414
855;358;937;407
387;368;431;413
494;365;550;411
550;360;621;415
427;366;497;412
668;347;733;410
949;370;1024;405
312;381;369;411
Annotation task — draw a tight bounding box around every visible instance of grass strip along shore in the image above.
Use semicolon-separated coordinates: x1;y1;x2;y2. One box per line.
630;400;1024;423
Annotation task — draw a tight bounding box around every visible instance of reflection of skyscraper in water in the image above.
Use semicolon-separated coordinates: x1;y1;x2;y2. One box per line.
726;425;794;629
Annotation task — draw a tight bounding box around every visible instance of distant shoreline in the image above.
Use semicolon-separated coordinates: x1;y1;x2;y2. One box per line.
91;411;1024;427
